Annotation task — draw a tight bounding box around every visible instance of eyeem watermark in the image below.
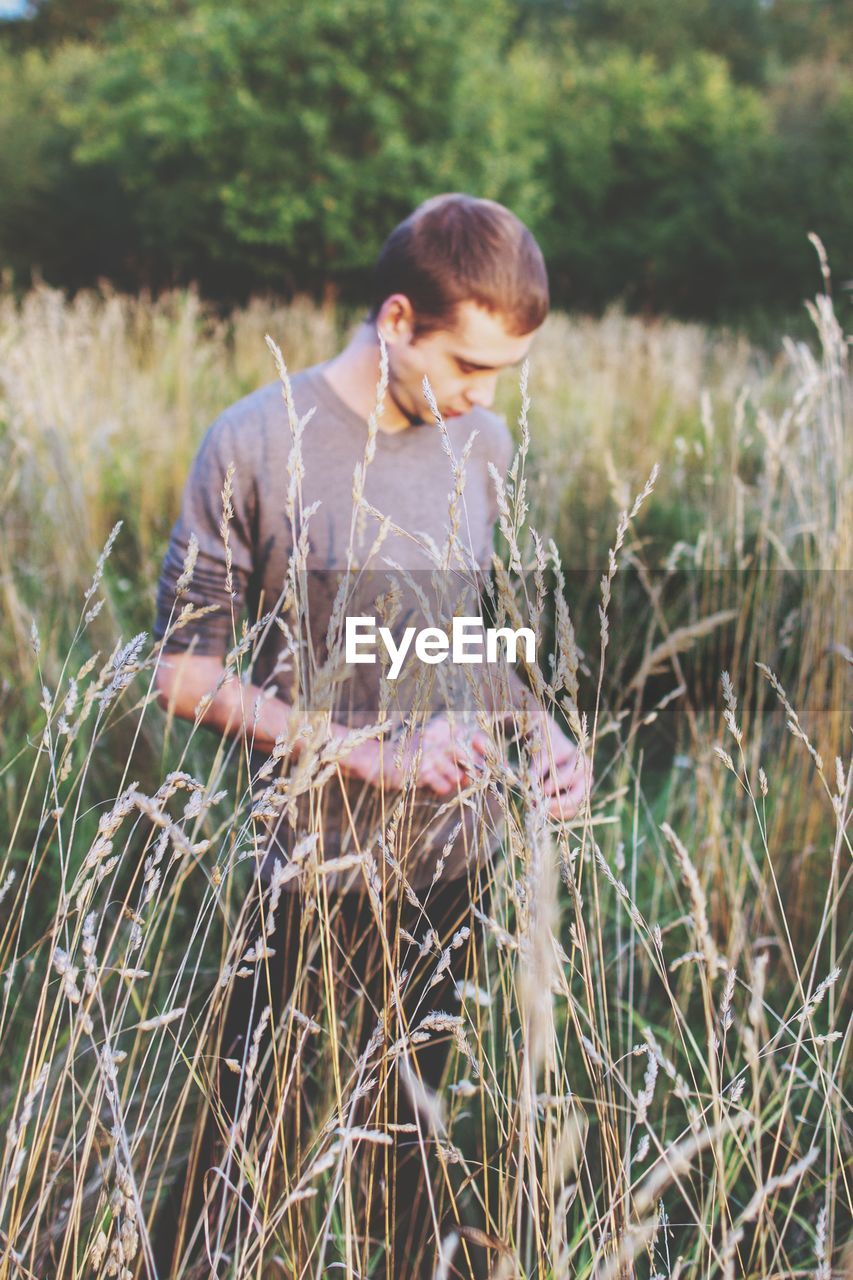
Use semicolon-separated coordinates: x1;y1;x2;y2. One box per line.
345;616;536;680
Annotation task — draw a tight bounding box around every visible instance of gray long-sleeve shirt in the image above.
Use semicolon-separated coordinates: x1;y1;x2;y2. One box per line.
154;361;517;891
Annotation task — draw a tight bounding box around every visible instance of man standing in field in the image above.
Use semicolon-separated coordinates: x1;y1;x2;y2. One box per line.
151;193;592;1278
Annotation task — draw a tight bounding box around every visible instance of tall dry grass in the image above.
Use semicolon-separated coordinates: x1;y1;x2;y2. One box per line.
0;259;849;1279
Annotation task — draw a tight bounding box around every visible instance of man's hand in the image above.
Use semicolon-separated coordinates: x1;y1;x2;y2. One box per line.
343;716;489;796
528;714;593;821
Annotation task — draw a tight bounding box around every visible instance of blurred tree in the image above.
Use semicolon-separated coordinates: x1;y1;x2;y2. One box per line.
0;0;120;49
62;0;547;301
535;52;792;315
0;0;849;319
0;44;137;288
765;0;853;66
764;59;853;287
513;0;772;83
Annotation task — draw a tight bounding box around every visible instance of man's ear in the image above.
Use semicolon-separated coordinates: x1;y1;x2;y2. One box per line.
376;294;416;345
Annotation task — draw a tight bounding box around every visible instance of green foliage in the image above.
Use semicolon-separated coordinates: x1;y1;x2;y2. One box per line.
0;0;850;319
765;0;853;66
562;0;771;84
0;0;119;50
0;43;136;288
514;0;852;80
764;59;853;288
62;0;543;298
537;52;789;315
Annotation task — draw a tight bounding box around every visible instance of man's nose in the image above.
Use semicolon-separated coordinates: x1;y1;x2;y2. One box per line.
466;379;497;409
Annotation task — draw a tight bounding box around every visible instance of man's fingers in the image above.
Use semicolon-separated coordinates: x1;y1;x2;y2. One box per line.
546;758;593;819
540;748;590;793
420;753;468;795
446;728;489;768
531;738;582;781
421;770;453;795
565;758;593;805
545;785;570;819
540;755;582;796
548;787;583;820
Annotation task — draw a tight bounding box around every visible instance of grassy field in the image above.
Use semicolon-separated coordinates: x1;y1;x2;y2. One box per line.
0;272;849;1278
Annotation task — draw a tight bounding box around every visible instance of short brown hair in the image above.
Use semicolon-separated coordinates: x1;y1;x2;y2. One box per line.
368;193;549;337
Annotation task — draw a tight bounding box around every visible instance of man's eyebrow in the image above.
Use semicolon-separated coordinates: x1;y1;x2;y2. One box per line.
453;353;522;371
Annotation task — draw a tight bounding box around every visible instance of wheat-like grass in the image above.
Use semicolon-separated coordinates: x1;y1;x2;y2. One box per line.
0;257;849;1278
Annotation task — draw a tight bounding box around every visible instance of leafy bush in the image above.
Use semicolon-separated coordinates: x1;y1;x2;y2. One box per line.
0;0;850;320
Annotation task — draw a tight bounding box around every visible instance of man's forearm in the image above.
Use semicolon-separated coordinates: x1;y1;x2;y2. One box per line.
159;659;361;765
199;674;298;755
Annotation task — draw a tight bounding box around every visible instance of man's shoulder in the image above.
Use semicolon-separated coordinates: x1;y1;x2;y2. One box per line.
219;368;320;429
203;367;323;455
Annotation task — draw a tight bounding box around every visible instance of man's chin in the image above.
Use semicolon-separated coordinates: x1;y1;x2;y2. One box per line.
412;399;464;423
417;406;455;423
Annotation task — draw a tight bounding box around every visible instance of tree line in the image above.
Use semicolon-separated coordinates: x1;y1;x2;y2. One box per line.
1;0;850;321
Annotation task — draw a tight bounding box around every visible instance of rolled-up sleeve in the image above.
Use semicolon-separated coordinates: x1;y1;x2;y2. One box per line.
153;410;256;656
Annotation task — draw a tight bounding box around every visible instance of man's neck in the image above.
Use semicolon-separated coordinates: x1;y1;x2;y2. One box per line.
321;324;414;434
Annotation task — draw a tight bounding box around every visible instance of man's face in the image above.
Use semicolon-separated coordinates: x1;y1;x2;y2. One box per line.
379;297;539;425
